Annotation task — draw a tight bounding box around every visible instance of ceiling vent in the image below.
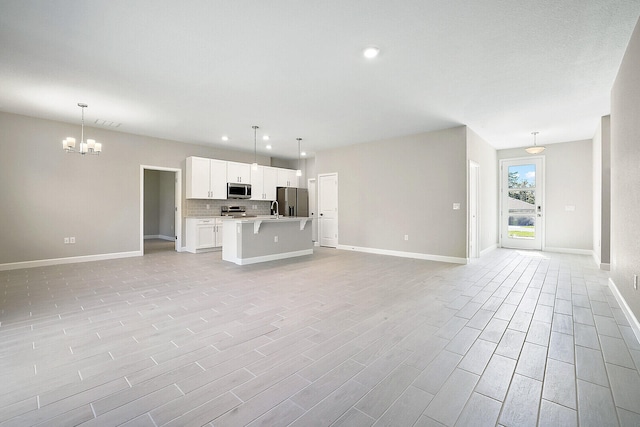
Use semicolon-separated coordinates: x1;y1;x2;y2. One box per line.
94;119;122;128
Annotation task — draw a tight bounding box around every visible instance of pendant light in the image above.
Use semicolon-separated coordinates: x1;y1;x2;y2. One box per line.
62;103;102;155
296;138;302;177
251;125;259;171
525;131;545;154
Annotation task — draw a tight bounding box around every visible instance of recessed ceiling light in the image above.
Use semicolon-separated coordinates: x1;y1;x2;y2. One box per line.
301;151;307;156
221;135;229;141
266;144;272;150
263;135;270;141
363;46;380;59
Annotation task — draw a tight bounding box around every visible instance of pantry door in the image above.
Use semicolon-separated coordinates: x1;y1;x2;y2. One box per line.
318;173;338;248
501;157;544;250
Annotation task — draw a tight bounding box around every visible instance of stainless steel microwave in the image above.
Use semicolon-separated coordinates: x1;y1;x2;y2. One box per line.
227;182;251;199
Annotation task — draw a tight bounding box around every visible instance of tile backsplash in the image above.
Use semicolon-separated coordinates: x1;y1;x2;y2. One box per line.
185;199;272;217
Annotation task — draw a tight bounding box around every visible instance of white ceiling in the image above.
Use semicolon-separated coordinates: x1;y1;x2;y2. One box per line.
1;1;639;158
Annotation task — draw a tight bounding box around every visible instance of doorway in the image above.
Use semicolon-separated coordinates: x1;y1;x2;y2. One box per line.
140;165;182;254
500;157;544;250
469;161;480;258
318;173;338;247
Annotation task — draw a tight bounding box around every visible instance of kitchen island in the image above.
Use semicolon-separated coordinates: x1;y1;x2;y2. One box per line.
222;217;313;265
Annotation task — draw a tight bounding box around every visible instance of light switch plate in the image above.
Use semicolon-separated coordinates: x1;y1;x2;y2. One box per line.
453;203;461;210
565;205;575;211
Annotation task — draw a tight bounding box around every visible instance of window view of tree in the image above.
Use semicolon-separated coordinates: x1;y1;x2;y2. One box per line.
507;165;536;238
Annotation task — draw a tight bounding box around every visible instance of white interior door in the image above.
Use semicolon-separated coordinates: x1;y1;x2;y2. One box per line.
308;178;317;243
469;161;480;258
501;157;544;250
319;173;338;248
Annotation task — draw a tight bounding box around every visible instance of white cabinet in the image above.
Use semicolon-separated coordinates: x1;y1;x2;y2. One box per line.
277;168;299;188
227;161;251;184
186;157;227;199
251;166;279;200
185;218;223;253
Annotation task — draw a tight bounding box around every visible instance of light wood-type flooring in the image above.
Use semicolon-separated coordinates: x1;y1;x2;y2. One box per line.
1;243;640;426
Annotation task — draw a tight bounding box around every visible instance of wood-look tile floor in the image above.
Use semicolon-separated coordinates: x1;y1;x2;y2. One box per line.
1;244;640;426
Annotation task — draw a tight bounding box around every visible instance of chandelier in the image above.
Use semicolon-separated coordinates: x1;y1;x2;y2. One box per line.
62;103;102;155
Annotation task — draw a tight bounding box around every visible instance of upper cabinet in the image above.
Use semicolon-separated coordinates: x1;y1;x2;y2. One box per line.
251;166;278;200
186;156;298;200
277;168;299;188
186;157;227;199
227;161;251;184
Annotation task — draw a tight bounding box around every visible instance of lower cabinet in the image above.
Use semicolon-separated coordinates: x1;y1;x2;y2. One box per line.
185;218;223;253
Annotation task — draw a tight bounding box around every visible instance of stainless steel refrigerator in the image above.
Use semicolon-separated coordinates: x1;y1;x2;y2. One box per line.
277;187;308;217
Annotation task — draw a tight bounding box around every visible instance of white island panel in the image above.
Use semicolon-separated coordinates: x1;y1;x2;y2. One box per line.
222;217;313;265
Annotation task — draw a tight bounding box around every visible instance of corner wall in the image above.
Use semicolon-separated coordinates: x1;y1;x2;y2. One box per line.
611;17;640;326
467;128;499;253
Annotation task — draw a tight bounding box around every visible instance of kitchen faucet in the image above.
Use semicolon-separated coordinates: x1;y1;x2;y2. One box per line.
271;200;279;219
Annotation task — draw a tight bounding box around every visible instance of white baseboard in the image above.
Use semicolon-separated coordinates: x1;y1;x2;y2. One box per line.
544;247;594;256
337;245;467;265
0;251;142;271
608;278;640;345
144;235;174;241
480;244;498;257
226;249;313;265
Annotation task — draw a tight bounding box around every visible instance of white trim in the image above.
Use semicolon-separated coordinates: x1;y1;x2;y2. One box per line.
0;251;141;272
608;278;640;345
543;247;594;256
593;251;602;267
591;251;611;271
227;249;313;265
468;160;480;259
337;245;467;265
144;235;175;241
480;244;498;257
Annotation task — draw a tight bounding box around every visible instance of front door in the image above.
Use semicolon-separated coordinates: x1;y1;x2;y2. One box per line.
501;157;544;250
318;173;338;248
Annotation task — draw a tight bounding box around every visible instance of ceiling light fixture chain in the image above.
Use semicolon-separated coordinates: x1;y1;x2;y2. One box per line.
525;131;545;154
251;125;259;171
296;138;302;177
62;103;102;155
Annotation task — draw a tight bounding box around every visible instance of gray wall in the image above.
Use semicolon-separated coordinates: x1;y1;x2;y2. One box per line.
593;116;611;267
467;127;499;253
611;17;640;321
144;169;175;238
0;111;272;264
498;139;593;251
144;170;161;236
158;171;175;238
315;126;468;259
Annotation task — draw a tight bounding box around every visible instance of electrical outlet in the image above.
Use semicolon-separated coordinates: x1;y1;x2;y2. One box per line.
64;237;69;244
252;205;257;210
634;274;638;290
206;204;210;210
404;235;409;241
274;236;278;243
70;237;75;244
453;203;461;210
